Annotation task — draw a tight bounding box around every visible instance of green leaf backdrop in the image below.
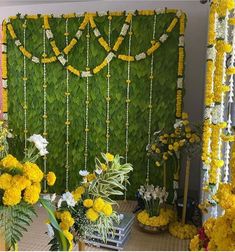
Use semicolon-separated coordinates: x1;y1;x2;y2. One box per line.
6;12;185;199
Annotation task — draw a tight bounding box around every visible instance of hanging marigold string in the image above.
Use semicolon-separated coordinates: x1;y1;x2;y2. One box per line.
146;14;157;186
2;20;8;122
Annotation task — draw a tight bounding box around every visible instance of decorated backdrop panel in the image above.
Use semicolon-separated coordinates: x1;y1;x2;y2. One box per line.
2;9;186;198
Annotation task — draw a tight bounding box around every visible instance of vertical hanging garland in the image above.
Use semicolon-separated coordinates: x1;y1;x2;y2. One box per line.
223;9;235;183
106;16;112;153
124;17;132;200
65;19;70;191
42;24;48;193
172;11;185;204
2;21;8;122
84;23;90;170
23;20;28;156
200;0;234;217
146;14;157;185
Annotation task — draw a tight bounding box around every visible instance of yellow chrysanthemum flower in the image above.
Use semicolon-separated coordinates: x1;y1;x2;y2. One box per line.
86;208;99;222
0;173;12;190
102;203;113;217
60;211;74;228
87;173;96;182
72;186;85;202
3;187;22;206
11;175;31;191
1;154;23;170
101;163;107;171
83;199;93;208
105;153;114;162
23;183;41;204
46;172;56;186
93;197;105;212
23;162;43;183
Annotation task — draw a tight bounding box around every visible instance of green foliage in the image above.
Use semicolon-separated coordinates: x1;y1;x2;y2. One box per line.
0;202;36;249
39;198;70;251
7;13;183;199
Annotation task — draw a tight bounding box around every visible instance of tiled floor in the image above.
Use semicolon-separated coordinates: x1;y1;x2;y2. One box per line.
19;201;189;251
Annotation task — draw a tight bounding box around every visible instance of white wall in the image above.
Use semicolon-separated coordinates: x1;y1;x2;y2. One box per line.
0;0;209;199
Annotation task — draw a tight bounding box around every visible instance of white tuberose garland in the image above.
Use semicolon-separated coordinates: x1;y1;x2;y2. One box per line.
146;14;157;185
43;25;48;193
124;19;133;200
23;20;28;156
106;17;112;152
84;23;90;170
65;19;70;191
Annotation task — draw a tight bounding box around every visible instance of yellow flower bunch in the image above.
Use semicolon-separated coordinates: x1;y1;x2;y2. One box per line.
214;0;234;17
86;208;99;222
19;46;32;59
93;59;108;74
216;183;235;210
66;65;80;77
1;49;7;79
113;37;124;52
178;47;184;76
63;38;78;55
105;152;114;162
86;173;96;182
72;185;85;202
0;173;12;190
118;55;134;61
189;234;200;251
59;211;75;231
166;17;178;33
83;198;93;208
23;183;41;204
176;90;182;118
102;202;113;217
93;197;105;212
46;171;56;186
179;13;185;35
1;154;23;170
98;37;111;52
3;187;22;206
202;120;212;165
137;209;169;227
41;56;57;64
169;221;197;239
23;161;43;183
11;175;31;190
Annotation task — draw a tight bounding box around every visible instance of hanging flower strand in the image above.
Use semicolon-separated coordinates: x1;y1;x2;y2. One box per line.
146;14;157;185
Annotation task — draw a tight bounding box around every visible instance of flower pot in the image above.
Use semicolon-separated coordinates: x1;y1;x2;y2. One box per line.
78;241;85;251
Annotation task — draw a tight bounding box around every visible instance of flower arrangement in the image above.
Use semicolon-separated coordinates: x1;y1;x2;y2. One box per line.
46;153;133;251
137;185;176;230
148;112;201;168
0;129;57;250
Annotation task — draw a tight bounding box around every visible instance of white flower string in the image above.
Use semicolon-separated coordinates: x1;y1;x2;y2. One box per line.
146;14;157;185
42;24;48;193
124;18;132;200
65;19;70;191
23;20;28;157
106;16;112;152
223;9;235;184
84;23;90;170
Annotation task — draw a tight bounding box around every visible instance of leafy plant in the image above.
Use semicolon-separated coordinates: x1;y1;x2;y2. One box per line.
0;202;36;250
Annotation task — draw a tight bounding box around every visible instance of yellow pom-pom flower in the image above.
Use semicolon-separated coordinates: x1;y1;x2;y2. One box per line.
83;199;93;208
23;183;41;204
87;173;96;182
93;197;105;212
23;162;43;183
1;154;23;170
11;175;31;191
102;203;113;217
46;172;56;186
60;211;74;228
101;163;107;171
0;173;12;190
86;208;99;222
105;153;114;162
3;187;22;206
